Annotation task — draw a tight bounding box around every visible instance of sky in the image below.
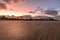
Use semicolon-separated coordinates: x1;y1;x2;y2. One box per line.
22;0;60;12
0;0;60;16
10;0;60;14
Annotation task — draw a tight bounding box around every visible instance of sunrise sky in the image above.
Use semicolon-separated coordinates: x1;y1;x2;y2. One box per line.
0;0;60;16
19;0;60;10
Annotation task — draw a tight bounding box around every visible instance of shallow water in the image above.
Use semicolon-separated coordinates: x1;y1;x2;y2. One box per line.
0;21;60;40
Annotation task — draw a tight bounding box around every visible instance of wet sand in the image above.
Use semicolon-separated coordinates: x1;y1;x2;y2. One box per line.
0;21;60;40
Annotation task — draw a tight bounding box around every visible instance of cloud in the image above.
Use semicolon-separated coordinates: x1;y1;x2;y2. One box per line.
0;2;6;9
3;0;11;3
2;0;24;4
13;0;24;3
0;0;25;10
44;10;58;16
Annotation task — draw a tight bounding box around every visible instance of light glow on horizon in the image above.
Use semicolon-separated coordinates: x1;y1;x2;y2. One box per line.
0;9;53;17
0;9;40;16
0;9;24;16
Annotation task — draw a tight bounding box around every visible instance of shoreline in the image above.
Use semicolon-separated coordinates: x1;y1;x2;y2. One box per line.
0;19;59;21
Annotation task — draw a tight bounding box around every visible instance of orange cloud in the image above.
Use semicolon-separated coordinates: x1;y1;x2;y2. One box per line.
2;0;25;4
